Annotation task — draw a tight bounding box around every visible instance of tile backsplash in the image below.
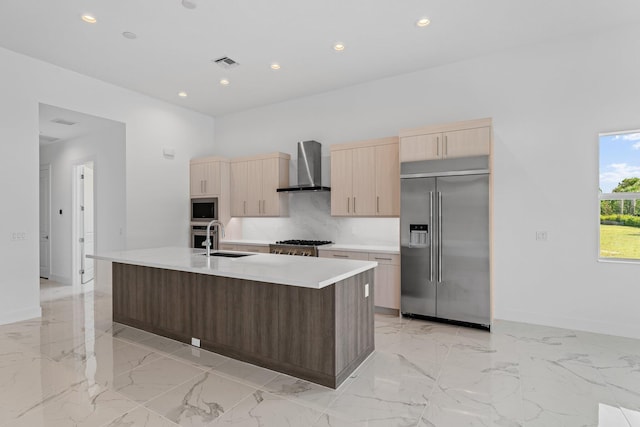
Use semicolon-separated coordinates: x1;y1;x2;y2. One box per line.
235;191;399;246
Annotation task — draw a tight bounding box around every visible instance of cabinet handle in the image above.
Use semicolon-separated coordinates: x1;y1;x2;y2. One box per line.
243;201;246;215
204;180;207;194
347;197;350;213
444;135;448;157
436;136;439;156
200;180;204;193
377;196;380;213
374;257;392;261
333;254;349;258
354;197;356;213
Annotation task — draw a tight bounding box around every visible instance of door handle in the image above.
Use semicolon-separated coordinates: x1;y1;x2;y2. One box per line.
438;191;443;283
429;191;434;282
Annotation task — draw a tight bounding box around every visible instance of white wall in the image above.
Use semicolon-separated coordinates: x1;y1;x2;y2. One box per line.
0;46;215;325
39;122;126;285
215;24;640;339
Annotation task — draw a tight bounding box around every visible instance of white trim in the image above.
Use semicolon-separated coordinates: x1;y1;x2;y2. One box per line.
39;163;51;279
599;192;640;200
495;309;640;340
599;129;640;137
0;305;42;325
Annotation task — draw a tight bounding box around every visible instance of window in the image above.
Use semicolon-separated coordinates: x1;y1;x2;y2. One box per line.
599;130;640;261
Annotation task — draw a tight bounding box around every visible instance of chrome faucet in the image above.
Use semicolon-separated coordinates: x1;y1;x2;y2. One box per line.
204;220;225;257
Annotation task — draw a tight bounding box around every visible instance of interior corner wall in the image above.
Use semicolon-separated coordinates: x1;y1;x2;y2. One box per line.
0;46;215;325
214;24;640;339
39;123;126;285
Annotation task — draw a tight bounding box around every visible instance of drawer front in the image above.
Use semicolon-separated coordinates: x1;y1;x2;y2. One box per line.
368;253;400;265
318;250;369;260
234;244;269;253
219;244;237;251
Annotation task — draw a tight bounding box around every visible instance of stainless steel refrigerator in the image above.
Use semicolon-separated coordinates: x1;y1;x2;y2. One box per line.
400;156;490;329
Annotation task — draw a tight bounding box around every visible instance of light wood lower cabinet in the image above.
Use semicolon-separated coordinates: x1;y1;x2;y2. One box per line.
319;249;400;310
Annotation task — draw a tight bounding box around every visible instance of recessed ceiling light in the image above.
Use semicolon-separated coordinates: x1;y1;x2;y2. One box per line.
178;91;188;97
122;32;137;40
416;17;431;27
81;14;97;24
333;43;345;52
220;79;230;86
270;63;281;70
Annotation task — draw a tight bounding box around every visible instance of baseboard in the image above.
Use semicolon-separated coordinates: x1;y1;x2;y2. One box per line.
0;305;42;325
495;308;640;340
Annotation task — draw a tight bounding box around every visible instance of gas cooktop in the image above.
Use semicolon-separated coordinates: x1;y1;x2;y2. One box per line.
274;240;332;246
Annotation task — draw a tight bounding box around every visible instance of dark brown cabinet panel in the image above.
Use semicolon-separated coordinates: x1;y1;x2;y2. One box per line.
111;262;374;388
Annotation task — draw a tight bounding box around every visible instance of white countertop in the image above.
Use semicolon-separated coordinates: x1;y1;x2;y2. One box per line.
320;244;400;255
89;247;377;289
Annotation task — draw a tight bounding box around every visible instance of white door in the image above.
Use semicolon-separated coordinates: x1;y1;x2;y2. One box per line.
39;166;50;279
81;164;95;284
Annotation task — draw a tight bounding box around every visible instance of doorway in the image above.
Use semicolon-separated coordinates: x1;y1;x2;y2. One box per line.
39;165;51;279
74;162;95;286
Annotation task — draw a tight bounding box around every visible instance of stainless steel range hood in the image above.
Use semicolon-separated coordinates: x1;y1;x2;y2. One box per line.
277;140;330;192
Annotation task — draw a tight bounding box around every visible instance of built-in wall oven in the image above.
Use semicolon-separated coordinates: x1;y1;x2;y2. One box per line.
191;225;218;250
191;197;218;222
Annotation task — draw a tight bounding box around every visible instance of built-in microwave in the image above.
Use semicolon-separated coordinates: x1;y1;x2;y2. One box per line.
191;197;218;222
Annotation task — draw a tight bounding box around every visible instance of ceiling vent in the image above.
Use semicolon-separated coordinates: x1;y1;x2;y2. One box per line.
51;118;77;126
39;135;60;144
213;57;239;69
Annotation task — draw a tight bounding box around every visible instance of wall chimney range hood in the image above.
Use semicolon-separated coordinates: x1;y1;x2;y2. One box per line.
277;140;330;192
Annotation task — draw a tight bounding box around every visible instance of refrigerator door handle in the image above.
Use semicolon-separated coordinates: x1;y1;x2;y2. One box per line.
429;191;434;282
438;191;443;283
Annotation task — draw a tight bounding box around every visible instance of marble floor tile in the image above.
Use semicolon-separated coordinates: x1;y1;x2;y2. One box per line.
104;406;179;427
4;382;137;427
262;374;346;412
168;346;230;370
215;390;323;427
211;358;279;389
145;371;256;426
113;357;205;403
3;280;640;427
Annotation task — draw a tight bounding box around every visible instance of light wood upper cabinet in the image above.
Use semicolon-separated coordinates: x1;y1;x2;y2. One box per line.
399;118;492;163
330;137;399;217
375;143;400;216
190;157;225;198
230;161;248;217
351;146;376;215
230;153;290;217
443;127;491;158
330;149;353;216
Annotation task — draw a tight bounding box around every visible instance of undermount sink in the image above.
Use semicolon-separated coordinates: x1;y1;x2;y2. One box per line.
200;252;254;258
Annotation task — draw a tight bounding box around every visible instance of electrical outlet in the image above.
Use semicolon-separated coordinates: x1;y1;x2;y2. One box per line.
9;232;27;241
191;337;201;347
536;231;548;241
364;283;369;298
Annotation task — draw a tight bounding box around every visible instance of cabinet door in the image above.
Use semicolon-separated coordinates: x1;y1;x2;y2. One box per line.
443;127;491;158
246;160;263;216
399;134;441;162
375;143;400;216
190;163;206;197
369;253;400;309
230;162;248;217
352;146;376;216
261;158;280;216
330;149;353;216
202;161;221;196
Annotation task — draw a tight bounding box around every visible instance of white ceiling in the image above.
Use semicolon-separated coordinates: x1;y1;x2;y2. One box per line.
3;0;640;117
39;104;123;145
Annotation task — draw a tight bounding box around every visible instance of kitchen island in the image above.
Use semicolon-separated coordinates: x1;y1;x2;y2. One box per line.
90;247;377;388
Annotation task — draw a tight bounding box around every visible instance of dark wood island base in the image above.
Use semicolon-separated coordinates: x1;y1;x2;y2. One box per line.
112;262;375;388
